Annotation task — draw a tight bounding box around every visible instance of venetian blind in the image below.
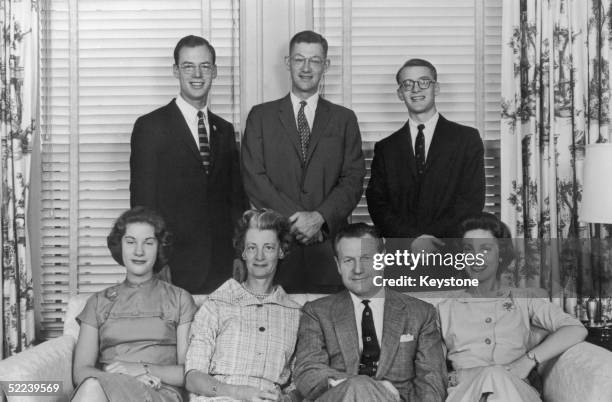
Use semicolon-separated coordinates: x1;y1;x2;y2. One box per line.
39;0;240;339
313;0;502;222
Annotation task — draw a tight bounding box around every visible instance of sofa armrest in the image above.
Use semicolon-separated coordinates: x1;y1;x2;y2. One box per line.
542;341;612;402
0;335;76;402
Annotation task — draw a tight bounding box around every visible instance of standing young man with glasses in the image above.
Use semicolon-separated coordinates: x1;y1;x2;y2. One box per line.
366;59;485;276
241;30;366;293
130;35;247;294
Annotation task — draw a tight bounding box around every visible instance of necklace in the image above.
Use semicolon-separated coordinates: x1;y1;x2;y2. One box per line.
242;282;272;300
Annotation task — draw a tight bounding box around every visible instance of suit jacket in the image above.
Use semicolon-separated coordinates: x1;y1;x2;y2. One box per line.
294;289;447;402
130;99;247;294
366;114;485;239
241;94;365;291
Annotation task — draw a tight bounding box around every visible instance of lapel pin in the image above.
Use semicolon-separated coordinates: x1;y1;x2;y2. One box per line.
212;125;217;131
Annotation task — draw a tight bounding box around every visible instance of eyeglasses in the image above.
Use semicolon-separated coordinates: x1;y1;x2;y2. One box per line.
179;63;214;75
399;78;436;91
287;55;327;68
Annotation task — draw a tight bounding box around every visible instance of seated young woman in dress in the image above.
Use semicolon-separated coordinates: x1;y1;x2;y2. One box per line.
185;209;301;402
71;207;197;402
437;212;587;402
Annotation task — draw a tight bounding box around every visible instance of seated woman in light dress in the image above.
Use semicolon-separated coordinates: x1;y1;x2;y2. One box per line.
185;209;301;402
72;207;197;402
437;212;587;402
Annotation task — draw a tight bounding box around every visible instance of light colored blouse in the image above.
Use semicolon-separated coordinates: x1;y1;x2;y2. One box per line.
185;279;301;401
437;287;582;370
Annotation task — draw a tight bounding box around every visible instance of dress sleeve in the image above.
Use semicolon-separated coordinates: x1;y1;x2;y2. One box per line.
528;296;582;332
178;289;197;325
185;301;219;374
76;293;99;328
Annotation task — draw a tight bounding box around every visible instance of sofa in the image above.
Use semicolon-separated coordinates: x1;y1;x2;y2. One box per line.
1;291;612;402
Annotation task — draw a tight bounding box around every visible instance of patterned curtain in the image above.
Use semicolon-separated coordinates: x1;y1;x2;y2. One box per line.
1;0;38;357
500;0;612;313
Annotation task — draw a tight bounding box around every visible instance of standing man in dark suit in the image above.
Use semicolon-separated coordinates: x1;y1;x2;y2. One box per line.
241;31;365;293
130;35;247;294
366;58;485;254
294;223;447;402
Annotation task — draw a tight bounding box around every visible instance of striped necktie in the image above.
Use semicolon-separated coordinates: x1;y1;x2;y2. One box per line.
297;100;310;162
415;124;426;176
197;110;211;174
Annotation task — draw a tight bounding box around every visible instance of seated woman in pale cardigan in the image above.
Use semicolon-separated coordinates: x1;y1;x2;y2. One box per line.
185;209;301;402
437;212;587;402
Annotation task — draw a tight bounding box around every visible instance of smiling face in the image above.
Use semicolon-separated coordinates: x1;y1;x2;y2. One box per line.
286;42;328;100
397;65;439;121
243;228;283;281
335;235;382;299
462;229;500;285
173;45;217;109
122;222;158;282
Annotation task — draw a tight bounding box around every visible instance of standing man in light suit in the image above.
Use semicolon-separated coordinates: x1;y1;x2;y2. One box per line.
294;223;447;402
241;30;365;293
130;35;247;294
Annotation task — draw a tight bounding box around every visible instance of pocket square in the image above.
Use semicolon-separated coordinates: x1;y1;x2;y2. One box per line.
400;333;414;342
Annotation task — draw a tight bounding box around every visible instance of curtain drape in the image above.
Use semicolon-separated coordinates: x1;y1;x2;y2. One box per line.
500;0;612;313
1;0;38;357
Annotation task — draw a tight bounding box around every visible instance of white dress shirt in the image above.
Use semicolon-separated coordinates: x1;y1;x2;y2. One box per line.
349;289;385;353
290;91;319;130
175;94;210;149
408;112;439;159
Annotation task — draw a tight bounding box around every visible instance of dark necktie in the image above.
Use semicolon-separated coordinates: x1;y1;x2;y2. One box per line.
359;299;380;377
415;123;426;176
297;100;310;162
197;110;211;174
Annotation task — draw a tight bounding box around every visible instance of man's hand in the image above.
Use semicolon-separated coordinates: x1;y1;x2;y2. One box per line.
504;355;536;380
104;361;146;377
410;234;445;254
378;380;400;402
289;211;325;244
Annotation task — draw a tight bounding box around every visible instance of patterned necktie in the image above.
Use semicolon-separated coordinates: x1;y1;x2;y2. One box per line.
359;299;381;377
197;110;211;174
415;123;426;176
297;100;310;162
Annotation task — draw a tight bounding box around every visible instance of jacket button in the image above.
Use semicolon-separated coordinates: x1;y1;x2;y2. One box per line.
259;326;265;332
485;338;491;345
485;317;492;323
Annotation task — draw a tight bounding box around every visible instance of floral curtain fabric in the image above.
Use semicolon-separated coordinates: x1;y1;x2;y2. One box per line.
500;0;612;310
1;0;38;357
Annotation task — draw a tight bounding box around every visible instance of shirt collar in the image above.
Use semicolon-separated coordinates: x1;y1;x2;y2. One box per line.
348;288;386;308
409;111;439;131
175;94;208;122
290;91;320;110
209;279;301;309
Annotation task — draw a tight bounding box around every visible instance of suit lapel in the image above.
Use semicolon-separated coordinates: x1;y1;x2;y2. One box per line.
332;291;360;375
278;94;303;161
207;111;223;174
424;114;451;172
376;290;405;378
169;99;203;163
399;122;417;179
304;97;332;166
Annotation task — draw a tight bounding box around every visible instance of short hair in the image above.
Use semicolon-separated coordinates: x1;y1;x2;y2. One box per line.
289;30;328;58
395;58;438;84
107;207;172;273
173;35;216;65
460;212;515;274
232;209;293;282
333;223;384;256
